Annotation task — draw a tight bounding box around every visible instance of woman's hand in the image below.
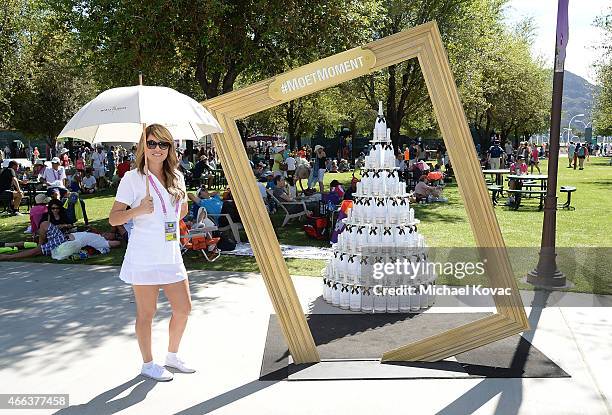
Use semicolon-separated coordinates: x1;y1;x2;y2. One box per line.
136;196;154;216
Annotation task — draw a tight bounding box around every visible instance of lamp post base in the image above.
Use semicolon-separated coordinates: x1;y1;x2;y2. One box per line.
526;269;572;289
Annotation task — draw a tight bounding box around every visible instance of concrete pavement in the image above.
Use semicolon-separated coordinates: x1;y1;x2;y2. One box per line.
0;262;610;415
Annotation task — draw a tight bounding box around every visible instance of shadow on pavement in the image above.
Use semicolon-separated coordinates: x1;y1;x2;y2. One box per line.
54;376;156;415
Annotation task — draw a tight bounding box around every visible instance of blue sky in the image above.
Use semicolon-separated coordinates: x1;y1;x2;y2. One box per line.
504;0;609;84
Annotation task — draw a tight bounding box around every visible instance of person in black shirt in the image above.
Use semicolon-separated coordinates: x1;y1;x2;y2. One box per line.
343;178;358;201
0;160;24;215
487;140;504;169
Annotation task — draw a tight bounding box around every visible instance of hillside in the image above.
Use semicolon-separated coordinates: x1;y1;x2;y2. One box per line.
561;71;599;128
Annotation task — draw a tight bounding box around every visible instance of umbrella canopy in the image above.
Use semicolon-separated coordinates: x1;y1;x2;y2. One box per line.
58;85;222;143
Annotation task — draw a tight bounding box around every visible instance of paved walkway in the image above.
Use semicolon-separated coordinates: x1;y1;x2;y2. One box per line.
0;262;610;415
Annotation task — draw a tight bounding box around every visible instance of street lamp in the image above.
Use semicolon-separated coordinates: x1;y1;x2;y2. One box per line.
568;113;584;144
562;128;571;145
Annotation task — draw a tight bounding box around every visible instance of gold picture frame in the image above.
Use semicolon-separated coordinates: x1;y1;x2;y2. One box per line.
202;21;529;364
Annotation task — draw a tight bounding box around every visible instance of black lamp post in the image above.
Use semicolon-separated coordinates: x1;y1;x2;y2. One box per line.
527;0;570;288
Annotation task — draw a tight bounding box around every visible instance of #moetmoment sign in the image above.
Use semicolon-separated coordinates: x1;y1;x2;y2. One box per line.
268;47;376;101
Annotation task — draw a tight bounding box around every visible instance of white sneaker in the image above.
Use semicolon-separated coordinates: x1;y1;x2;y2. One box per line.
140;362;174;381
165;354;196;373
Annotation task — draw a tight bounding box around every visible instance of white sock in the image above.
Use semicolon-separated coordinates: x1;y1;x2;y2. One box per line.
167;352;178;360
143;360;154;368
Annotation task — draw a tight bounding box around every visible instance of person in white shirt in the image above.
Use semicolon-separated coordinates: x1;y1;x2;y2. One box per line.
81;169;97;194
91;147;106;180
40;157;68;197
109;124;193;382
285;153;296;179
504;141;514;164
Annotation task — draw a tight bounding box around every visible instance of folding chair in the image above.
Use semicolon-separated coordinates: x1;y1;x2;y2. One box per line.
179;208;221;262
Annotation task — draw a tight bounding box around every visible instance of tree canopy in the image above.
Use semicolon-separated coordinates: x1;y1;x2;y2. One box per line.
593;6;612;135
1;0;554;148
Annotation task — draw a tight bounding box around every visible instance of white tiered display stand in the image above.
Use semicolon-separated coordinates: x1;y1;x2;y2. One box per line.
323;102;436;313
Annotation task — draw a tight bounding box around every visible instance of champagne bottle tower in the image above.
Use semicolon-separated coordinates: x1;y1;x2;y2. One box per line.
322;101;436;313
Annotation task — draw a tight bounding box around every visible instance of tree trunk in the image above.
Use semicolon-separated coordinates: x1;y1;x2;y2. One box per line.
287;101;296;150
386;65;401;148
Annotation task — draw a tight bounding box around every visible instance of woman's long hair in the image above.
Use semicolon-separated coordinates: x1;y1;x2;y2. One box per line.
46;199;70;225
136;124;185;204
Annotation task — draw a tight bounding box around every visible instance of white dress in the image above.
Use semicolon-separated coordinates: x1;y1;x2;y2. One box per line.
116;169;187;285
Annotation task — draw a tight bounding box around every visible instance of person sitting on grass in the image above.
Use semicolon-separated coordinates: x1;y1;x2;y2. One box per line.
67;169;82;192
62;191;90;226
343;178;358;201
414;175;446;202
29;194;50;236
40;157;68;198
0;221;121;261
81;168;97;194
40;198;74;231
329;179;345;199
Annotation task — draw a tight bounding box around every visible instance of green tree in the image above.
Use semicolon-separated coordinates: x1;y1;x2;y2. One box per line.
8;4;97;148
354;0;507;147
460;15;550;146
593;6;612;135
0;0;29;127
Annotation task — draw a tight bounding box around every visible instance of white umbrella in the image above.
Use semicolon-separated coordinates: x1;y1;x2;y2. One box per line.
58;85;221;143
58;84;222;194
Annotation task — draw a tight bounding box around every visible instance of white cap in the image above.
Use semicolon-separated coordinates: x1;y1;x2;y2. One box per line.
51;157;61;164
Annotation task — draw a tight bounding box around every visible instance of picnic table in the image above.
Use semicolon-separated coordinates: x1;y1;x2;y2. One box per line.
21;180;46;211
506;174;548;210
482;169;510;205
482;169;510;186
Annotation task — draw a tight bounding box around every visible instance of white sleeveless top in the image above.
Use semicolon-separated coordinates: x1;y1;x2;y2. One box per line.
115;169;187;285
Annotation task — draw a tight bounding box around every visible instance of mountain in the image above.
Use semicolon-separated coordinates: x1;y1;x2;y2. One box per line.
561;71;599;128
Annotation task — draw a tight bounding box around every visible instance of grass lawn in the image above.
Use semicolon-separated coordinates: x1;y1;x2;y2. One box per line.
1;156;610;293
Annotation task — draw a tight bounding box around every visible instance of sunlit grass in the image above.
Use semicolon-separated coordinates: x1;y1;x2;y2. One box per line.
1;157;610;293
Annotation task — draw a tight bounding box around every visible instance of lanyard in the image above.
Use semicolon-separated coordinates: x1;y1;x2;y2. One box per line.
147;175;180;218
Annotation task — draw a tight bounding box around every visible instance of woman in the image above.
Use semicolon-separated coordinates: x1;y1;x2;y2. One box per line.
271;148;285;178
109;124;192;382
312;145;327;193
41;199;74;229
530;144;541;174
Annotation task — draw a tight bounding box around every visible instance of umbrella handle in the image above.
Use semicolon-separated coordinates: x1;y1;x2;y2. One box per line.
142;123;150;197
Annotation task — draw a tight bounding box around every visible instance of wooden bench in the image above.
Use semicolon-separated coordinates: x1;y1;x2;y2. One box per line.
486;185;503;205
506;189;546;210
558;186;577;210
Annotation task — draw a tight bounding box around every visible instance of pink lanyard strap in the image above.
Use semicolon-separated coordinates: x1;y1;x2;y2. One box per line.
147;175;180;218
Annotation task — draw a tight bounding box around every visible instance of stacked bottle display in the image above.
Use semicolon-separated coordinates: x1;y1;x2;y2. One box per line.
322;102;436;313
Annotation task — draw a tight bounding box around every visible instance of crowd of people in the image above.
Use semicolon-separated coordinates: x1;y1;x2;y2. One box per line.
2;131;608;254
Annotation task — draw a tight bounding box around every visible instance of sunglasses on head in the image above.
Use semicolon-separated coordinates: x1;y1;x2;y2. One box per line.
146;140;171;150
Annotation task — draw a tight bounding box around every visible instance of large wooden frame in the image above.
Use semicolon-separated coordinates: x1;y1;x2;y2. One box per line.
202;21;529;364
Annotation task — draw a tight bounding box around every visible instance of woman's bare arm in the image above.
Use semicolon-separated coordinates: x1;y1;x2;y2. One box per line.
181;201;188;218
109;198;152;226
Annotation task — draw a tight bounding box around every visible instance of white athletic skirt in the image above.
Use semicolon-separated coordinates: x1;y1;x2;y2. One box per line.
119;262;188;285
